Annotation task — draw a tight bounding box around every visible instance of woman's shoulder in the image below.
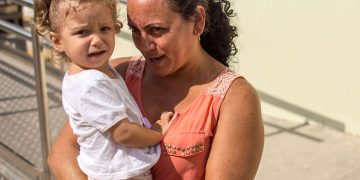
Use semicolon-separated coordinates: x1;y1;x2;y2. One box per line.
206;68;244;98
219;76;261;121
110;56;145;78
109;56;134;78
109;57;132;78
226;78;260;107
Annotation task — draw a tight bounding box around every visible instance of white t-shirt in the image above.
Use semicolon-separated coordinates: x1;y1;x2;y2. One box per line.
62;66;160;180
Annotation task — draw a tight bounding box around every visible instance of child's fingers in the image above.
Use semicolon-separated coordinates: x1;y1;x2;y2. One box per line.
160;112;174;121
167;113;177;126
166;112;178;128
170;112;179;121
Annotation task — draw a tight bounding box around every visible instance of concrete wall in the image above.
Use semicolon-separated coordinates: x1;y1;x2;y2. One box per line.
232;0;360;134
113;1;360;134
111;3;140;58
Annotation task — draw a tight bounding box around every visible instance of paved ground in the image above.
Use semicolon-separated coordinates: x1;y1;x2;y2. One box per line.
0;48;67;180
257;115;360;180
1;48;360;180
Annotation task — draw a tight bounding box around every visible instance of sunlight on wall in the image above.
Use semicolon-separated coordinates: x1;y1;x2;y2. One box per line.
232;0;360;133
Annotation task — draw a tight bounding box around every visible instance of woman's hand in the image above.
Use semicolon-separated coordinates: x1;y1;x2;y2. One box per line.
151;112;178;136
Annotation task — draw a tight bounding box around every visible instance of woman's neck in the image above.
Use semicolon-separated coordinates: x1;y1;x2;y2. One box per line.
149;51;225;88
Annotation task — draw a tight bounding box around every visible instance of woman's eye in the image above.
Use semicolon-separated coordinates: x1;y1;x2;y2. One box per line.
150;27;165;36
151;27;161;31
129;26;139;33
127;24;139;33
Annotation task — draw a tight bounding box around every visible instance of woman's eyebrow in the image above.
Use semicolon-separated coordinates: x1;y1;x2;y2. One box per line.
127;17;163;29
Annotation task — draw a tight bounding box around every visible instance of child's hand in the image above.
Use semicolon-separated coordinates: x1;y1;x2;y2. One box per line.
151;112;178;136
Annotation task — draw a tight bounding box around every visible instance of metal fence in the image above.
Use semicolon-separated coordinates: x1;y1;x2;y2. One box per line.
0;0;52;179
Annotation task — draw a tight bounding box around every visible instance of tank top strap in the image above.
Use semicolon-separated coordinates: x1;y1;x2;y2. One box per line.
205;68;243;98
126;55;146;78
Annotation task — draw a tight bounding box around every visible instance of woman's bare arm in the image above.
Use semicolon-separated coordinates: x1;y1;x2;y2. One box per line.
48;121;86;180
206;79;264;180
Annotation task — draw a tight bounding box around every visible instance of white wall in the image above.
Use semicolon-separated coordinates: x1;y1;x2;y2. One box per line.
232;0;360;133
111;3;140;59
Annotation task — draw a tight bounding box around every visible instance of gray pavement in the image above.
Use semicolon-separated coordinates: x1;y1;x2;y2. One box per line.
1;48;360;180
257;115;360;180
0;48;67;179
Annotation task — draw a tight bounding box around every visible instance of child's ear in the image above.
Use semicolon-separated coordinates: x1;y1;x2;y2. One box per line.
49;32;64;52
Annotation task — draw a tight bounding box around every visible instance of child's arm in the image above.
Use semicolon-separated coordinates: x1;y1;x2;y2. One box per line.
108;112;175;148
75;78;175;148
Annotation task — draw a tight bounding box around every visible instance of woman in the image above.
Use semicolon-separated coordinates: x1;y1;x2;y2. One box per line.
47;0;264;179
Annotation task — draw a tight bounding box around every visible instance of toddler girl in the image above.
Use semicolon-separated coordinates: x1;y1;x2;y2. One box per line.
35;0;174;179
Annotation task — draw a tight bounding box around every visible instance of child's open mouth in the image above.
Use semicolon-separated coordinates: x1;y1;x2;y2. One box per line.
88;51;106;58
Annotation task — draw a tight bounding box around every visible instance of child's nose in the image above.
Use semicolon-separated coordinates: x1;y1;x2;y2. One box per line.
90;34;103;47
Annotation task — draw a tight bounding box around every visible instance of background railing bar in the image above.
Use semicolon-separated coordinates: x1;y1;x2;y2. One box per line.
10;0;33;8
0;144;40;179
0;19;31;40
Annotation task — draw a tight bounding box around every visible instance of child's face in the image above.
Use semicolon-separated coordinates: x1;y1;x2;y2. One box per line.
51;2;116;71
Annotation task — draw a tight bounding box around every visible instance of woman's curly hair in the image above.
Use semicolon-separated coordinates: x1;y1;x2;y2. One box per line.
34;0;122;62
166;0;238;67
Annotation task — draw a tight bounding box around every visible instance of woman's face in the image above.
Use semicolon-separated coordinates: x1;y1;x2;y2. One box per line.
127;0;198;76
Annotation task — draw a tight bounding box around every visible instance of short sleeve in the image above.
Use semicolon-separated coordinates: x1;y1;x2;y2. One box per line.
78;79;128;133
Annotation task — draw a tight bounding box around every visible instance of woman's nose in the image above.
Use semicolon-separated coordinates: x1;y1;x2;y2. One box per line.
137;34;156;52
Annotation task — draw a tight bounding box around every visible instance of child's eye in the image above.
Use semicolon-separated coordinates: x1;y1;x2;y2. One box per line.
101;26;111;32
76;30;89;36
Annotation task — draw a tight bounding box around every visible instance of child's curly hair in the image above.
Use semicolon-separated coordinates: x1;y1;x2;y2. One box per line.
34;0;123;62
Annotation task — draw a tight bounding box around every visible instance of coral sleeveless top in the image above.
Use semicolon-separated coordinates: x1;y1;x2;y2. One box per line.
124;56;242;180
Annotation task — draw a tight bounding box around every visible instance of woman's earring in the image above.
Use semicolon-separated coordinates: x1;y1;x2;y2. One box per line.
198;34;201;41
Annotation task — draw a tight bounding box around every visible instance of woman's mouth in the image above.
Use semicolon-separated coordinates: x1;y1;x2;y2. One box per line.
148;55;165;64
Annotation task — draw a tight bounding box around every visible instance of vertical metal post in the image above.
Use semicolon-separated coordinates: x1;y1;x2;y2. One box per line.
31;25;52;180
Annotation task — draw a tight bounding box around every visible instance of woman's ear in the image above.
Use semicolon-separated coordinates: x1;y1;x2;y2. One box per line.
49;32;64;52
193;5;206;36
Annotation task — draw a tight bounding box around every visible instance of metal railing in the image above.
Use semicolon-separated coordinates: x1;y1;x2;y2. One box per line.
0;0;52;179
